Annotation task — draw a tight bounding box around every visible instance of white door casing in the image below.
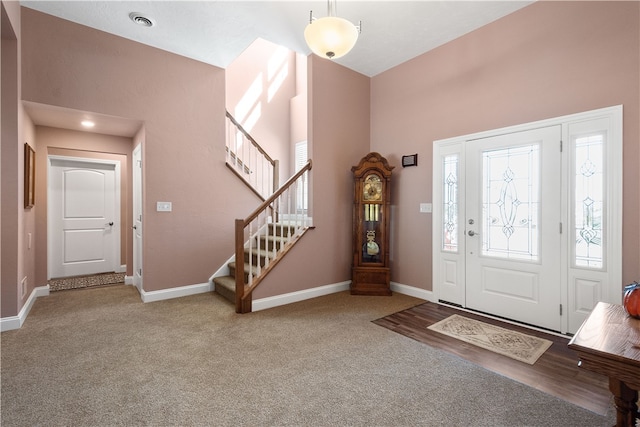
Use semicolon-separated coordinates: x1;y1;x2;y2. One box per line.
49;157;121;278
432;106;622;334
132;144;143;290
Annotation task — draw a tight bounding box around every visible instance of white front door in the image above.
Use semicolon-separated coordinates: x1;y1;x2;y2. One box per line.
49;157;120;278
433;106;623;334
465;126;562;331
132;145;143;290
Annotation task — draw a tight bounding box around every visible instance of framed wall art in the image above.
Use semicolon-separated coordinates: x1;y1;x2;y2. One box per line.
24;143;35;208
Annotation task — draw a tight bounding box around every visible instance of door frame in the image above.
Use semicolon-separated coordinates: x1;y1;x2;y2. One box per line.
132;144;143;291
432;105;622;334
47;155;122;279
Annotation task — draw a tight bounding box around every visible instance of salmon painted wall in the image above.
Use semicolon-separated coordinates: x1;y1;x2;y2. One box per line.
11;2;638;313
1;0;26;318
370;1;640;291
253;55;370;298
20;8;258;293
33;127;133;285
226;38;296;180
20;112;36;307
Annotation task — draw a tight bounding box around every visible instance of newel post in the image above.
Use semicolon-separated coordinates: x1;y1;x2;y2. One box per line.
234;219;251;313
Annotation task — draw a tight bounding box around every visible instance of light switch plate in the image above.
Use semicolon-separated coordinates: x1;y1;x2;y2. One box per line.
157;201;172;212
419;203;432;213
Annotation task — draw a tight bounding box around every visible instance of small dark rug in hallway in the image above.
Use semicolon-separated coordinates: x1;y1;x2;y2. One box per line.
48;272;125;291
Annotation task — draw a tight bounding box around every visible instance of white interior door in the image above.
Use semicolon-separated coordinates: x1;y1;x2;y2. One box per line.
132;145;143;289
49;157;120;278
465;126;562;331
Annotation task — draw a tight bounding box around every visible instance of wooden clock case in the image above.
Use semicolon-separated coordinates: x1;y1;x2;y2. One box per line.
351;152;394;296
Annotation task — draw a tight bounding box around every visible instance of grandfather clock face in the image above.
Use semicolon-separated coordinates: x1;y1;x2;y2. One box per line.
361;173;383;263
363;174;382;201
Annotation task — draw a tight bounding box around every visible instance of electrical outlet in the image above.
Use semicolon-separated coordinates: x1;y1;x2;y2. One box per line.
156;201;172;212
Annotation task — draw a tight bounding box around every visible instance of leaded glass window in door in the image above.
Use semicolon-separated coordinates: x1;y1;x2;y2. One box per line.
442;154;459;252
574;133;604;269
482;144;540;261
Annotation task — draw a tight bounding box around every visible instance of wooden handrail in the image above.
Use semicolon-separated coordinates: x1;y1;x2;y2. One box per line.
226;111;276;165
226;111;279;197
242;160;312;225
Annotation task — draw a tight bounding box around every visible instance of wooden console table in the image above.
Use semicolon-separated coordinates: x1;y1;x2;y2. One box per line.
568;302;640;427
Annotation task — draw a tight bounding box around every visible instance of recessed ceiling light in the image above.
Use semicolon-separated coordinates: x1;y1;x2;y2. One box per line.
129;12;155;28
81;120;95;128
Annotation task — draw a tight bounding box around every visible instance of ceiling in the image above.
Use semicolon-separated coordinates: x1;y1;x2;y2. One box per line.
21;0;534;77
23;101;144;138
19;1;534;136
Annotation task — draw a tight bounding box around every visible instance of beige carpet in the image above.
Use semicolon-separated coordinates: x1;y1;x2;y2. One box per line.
48;272;125;291
428;314;553;364
1;286;613;426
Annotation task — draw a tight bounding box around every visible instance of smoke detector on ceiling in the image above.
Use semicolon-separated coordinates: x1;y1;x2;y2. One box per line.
129;12;155;28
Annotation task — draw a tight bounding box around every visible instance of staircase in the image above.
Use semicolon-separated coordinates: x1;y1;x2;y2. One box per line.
213;160;313;313
218;111;312;313
213;222;300;304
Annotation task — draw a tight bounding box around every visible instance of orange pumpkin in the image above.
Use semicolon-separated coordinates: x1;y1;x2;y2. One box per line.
623;282;640;319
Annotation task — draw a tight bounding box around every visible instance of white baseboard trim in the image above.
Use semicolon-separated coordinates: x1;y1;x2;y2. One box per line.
251;281;433;312
391;282;434;302
139;282;213;303
0;279;433;331
252;281;351;312
0;285;50;332
131;279;142;295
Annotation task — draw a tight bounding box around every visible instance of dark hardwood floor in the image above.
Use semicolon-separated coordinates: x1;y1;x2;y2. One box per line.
373;301;612;416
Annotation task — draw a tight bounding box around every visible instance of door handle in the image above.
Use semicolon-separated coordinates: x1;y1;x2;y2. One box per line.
108;222;114;226
468;230;478;236
132;225;137;230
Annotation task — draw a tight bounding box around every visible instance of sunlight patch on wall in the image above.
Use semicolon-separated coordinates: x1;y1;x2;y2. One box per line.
267;46;289;103
235;72;263;131
243;103;261;134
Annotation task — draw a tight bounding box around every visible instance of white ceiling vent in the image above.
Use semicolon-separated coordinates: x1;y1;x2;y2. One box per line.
129;12;155;28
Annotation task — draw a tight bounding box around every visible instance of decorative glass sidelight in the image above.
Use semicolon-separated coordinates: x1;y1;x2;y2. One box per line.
442;154;458;252
574;134;604;268
482;144;540;261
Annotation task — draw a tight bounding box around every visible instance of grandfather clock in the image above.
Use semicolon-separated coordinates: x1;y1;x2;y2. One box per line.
351;152;394;296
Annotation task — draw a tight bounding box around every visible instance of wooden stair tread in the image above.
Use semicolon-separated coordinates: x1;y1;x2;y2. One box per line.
229;261;264;275
212;275;235;289
258;235;290;243
244;248;275;258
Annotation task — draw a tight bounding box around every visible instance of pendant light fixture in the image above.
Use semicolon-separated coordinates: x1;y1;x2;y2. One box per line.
304;0;361;60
